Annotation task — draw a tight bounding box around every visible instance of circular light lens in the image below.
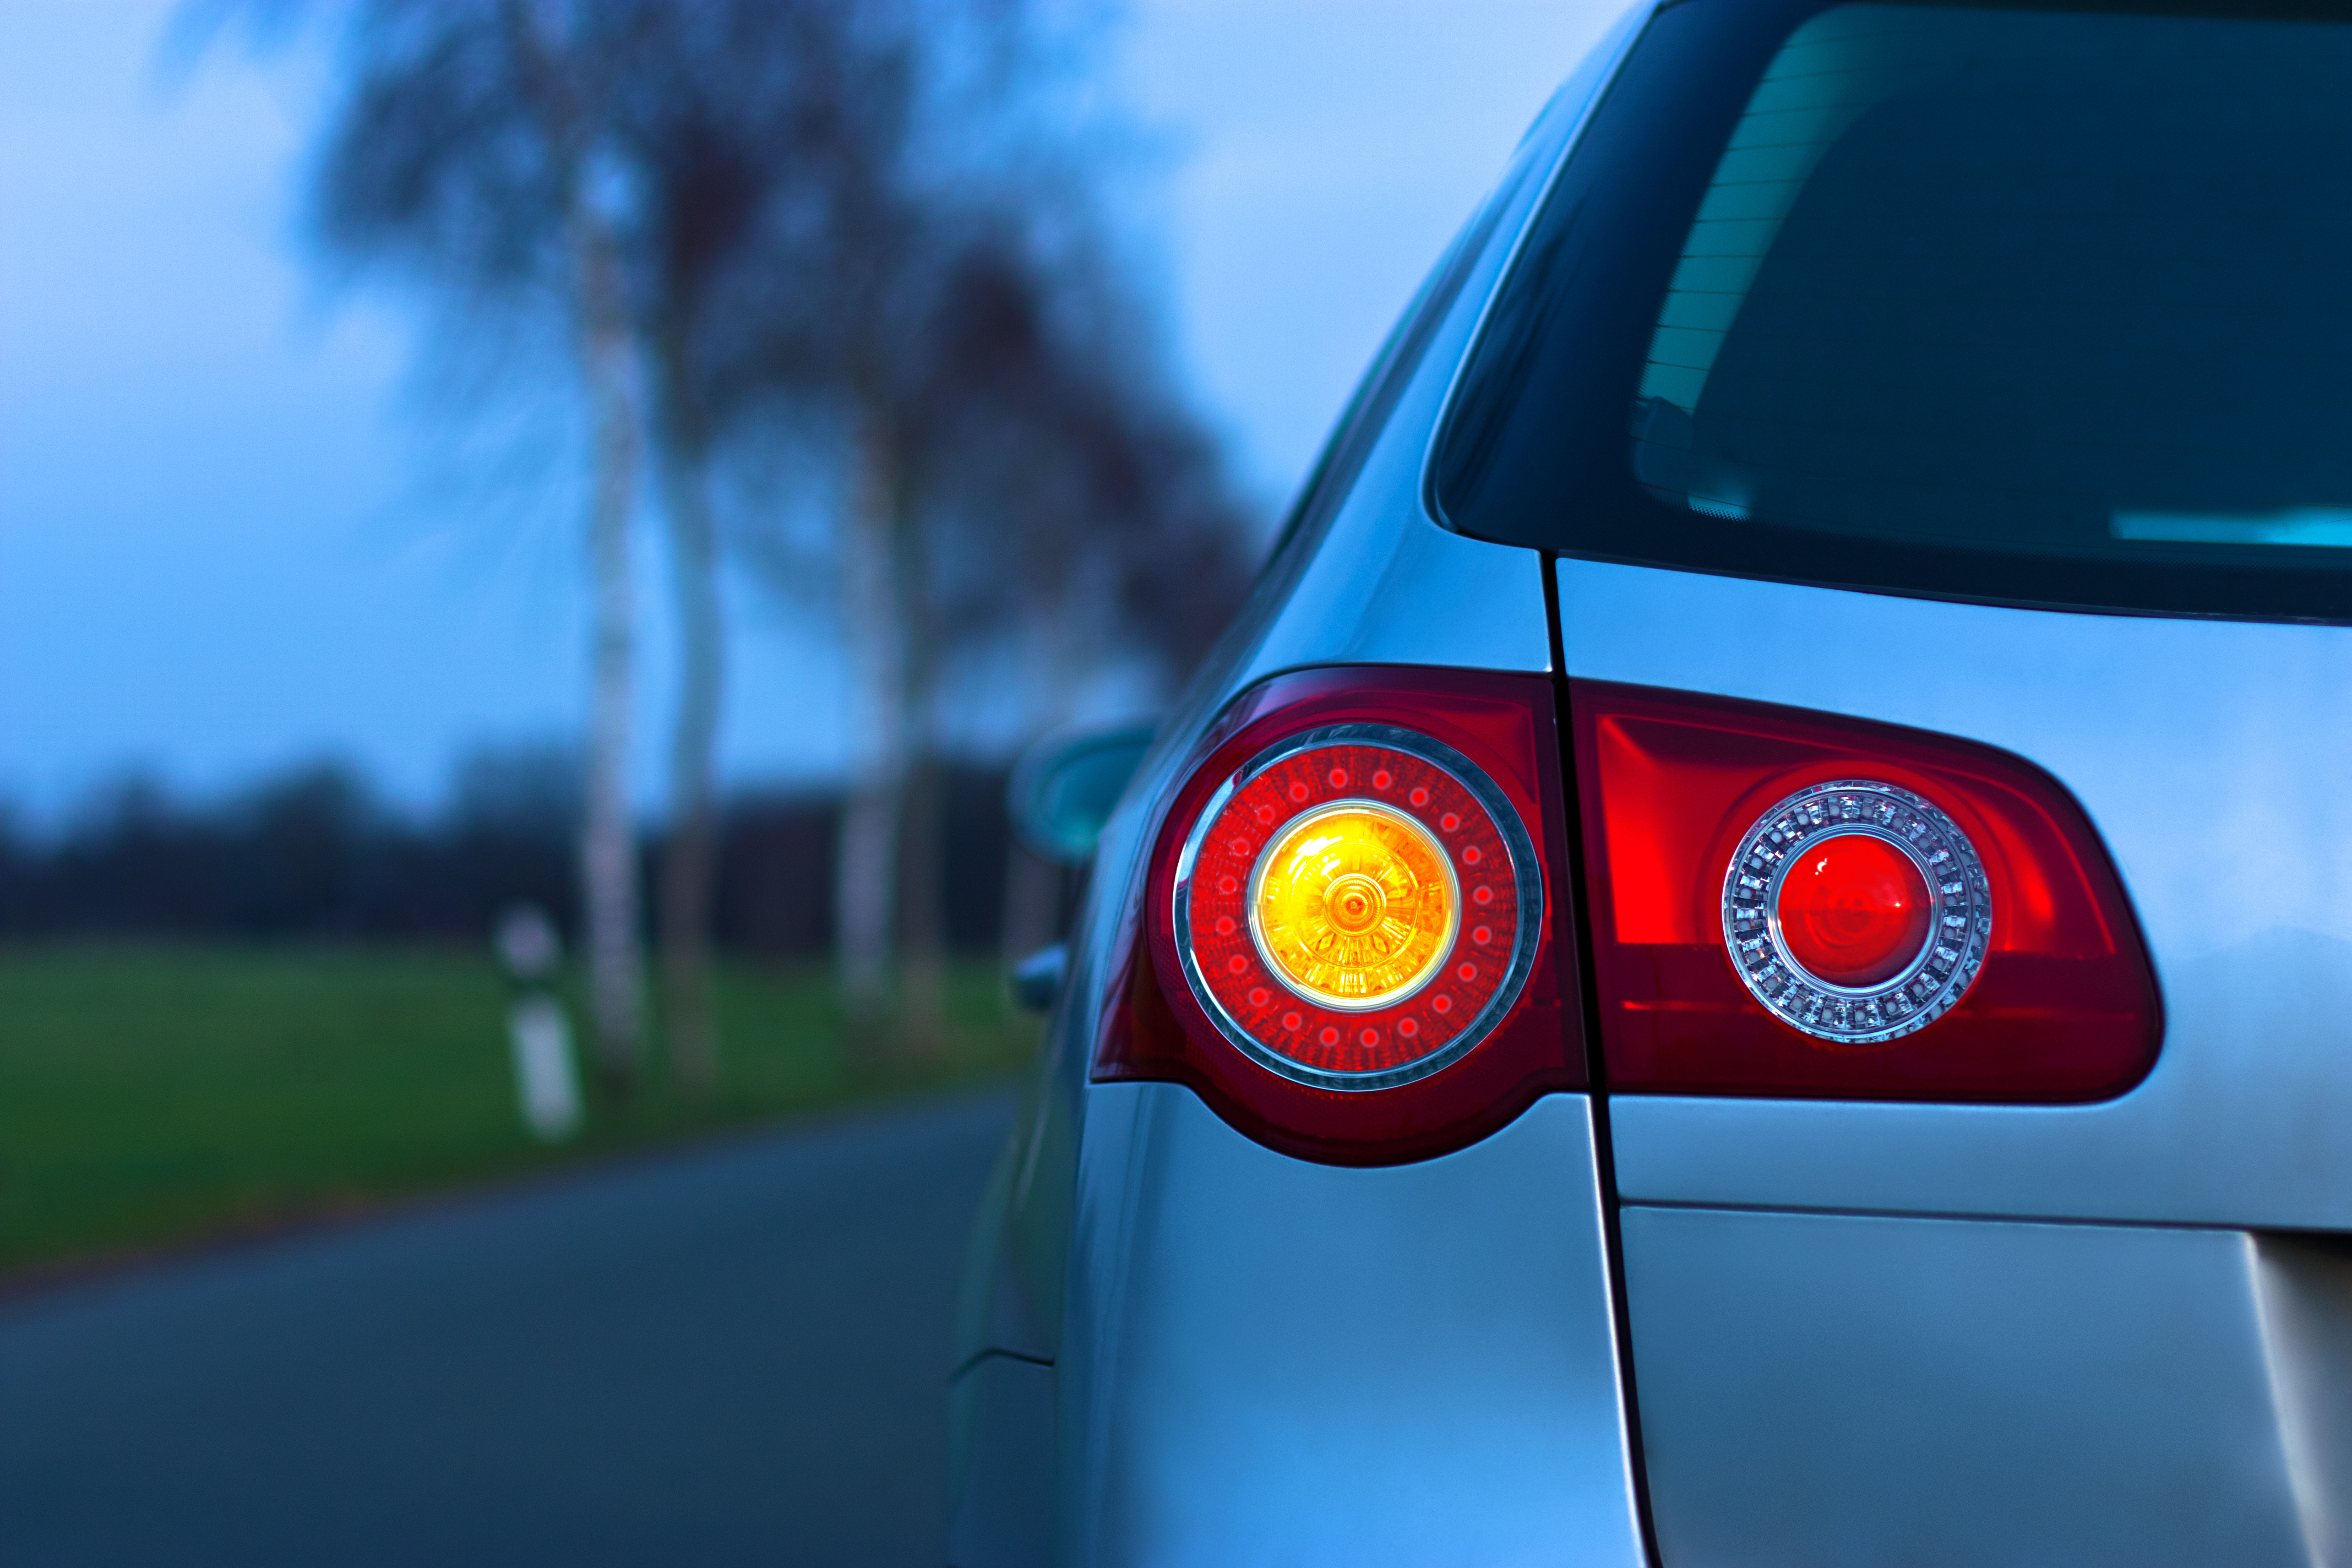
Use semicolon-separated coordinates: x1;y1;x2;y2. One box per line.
1249;802;1458;1009
1174;726;1543;1090
1774;831;1932;988
1722;780;1991;1044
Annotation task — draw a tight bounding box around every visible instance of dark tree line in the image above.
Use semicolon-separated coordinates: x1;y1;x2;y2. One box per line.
0;755;1038;959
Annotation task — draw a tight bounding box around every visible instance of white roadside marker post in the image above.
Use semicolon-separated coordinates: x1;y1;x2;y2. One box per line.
494;903;583;1142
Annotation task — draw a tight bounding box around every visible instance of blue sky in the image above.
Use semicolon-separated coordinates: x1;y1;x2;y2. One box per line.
0;0;1620;819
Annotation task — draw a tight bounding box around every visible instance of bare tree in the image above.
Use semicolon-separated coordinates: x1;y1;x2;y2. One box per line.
598;0;924;1058
696;4;1256;1048
609;10;773;1089
901;232;1256;998
831;220;1257;1045
214;1;656;1085
635;0;933;1038
216;0;1254;1064
504;0;651;1088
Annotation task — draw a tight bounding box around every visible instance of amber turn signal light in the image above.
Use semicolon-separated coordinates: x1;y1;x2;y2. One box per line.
1251;801;1458;1009
1097;667;1585;1166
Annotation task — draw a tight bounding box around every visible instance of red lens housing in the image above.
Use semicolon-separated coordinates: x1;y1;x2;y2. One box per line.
1096;666;1585;1166
1571;681;2161;1102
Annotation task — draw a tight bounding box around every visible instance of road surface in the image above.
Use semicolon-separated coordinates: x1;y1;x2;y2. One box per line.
0;1088;1017;1566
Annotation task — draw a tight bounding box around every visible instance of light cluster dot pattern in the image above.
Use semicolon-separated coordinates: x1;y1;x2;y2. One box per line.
1185;741;1518;1078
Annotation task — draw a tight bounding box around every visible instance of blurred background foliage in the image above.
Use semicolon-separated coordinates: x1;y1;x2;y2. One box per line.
1;0;1264;1275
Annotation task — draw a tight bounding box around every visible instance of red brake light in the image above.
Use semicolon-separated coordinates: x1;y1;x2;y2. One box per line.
1097;667;1584;1165
1773;829;1934;989
1723;778;1992;1042
1572;681;2160;1102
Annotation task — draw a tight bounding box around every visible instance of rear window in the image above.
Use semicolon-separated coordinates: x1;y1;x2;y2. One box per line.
1434;0;2352;622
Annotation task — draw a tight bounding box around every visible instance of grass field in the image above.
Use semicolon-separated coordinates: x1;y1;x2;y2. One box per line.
0;946;1038;1276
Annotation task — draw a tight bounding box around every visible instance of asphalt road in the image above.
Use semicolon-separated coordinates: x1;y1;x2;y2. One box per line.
0;1088;1017;1567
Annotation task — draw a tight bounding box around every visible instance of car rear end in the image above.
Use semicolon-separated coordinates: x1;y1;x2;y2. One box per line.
952;3;2352;1563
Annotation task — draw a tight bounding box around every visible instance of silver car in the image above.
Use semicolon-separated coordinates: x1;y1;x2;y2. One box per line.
950;2;2352;1561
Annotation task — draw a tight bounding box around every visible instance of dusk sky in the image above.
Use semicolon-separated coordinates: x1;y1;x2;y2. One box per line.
0;0;1621;819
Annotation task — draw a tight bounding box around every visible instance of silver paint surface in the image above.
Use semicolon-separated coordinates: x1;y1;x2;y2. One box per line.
1622;1206;2313;1568
949;17;1664;1561
2255;1233;2352;1566
945;1353;1057;1568
1562;557;2352;1229
1058;1085;1645;1568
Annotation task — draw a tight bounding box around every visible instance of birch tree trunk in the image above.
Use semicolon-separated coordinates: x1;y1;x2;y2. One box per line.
572;205;646;1088
836;405;911;1033
504;0;645;1086
656;345;722;1091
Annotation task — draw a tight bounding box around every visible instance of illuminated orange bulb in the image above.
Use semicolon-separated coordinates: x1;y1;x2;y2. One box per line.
1249;802;1457;1009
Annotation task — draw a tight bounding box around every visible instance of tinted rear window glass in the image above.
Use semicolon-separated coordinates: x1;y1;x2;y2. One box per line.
1435;0;2352;621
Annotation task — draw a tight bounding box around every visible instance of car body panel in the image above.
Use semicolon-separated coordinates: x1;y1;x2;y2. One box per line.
1623;1206;2312;1568
1233;462;1552;688
946;1353;1057;1568
1505;4;2352;1559
1562;556;2352;1231
949;17;1656;1563
1056;1083;1644;1568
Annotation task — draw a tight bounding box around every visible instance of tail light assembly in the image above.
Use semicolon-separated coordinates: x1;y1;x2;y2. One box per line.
1095;667;1585;1166
1091;667;2159;1168
1571;681;2161;1102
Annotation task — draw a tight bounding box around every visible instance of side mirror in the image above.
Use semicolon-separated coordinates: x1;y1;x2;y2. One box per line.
1009;943;1069;1014
1009;720;1158;865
